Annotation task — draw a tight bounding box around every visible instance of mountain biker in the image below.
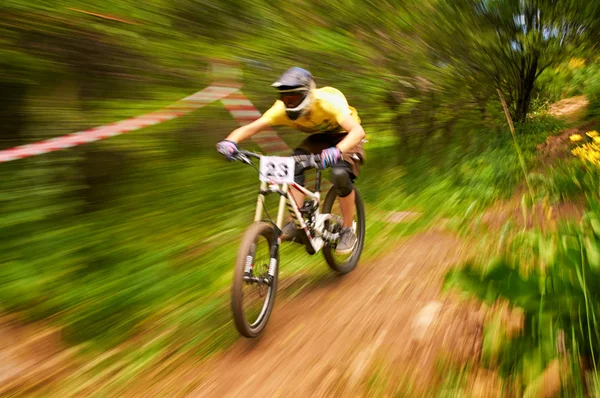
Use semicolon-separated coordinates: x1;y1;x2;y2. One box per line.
216;67;365;254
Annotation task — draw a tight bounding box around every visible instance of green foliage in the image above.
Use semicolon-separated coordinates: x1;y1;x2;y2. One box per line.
538;159;600;205
444;209;600;390
421;0;600;123
371;115;565;220
536;57;600;111
582;65;600;120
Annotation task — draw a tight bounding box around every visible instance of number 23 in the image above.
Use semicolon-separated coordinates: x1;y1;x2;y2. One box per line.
266;162;288;178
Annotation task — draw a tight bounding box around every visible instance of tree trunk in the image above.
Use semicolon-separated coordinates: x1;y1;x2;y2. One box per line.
514;57;539;123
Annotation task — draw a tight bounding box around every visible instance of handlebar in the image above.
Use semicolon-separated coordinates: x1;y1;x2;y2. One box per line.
234;149;323;170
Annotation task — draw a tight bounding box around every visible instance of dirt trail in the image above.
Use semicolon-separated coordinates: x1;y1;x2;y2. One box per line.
547;95;588;122
126;231;484;397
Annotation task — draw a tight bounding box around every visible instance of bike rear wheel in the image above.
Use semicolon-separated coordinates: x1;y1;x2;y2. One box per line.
231;221;278;338
322;187;366;274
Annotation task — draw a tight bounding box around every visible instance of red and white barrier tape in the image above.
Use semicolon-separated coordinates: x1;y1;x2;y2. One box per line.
221;93;290;155
1;66;331;191
0;85;239;163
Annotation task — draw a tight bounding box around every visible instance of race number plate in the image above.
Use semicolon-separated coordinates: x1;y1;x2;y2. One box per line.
259;156;295;184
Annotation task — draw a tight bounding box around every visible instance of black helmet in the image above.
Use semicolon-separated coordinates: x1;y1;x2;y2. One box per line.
272;67;315;120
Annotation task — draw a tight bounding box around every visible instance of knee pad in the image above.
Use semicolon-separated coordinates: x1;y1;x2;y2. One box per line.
330;165;353;197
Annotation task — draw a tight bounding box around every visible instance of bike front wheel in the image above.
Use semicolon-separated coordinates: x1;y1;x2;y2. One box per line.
231;221;278;338
322;187;366;274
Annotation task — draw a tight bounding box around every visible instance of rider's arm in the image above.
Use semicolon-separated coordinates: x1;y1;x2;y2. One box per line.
318;89;365;153
336;115;365;153
225;117;271;144
226;101;287;144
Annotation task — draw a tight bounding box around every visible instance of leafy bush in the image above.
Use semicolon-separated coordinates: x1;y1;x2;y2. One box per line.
444;209;600;393
581;64;600;120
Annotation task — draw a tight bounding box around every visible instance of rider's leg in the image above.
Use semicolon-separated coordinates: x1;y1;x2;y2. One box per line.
339;191;356;228
284;134;364;248
330;160;360;254
330;163;355;228
281;148;310;241
295;133;363;229
291;147;310;207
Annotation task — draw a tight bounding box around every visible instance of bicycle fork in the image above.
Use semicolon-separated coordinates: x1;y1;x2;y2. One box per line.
246;181;282;285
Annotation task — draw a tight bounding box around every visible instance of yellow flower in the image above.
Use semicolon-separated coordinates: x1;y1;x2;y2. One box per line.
594;137;600;143
587;131;599;138
570;134;583;142
569;58;585;69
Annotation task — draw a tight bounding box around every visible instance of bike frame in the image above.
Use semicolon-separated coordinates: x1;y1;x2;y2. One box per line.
254;173;325;253
232;150;343;256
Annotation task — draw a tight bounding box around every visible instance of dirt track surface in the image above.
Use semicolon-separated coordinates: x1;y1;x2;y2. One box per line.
547;95;588;121
128;231;483;397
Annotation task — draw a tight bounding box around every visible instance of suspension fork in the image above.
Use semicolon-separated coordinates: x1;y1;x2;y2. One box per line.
270;184;289;279
276;183;289;229
253;181;284;281
254;181;267;222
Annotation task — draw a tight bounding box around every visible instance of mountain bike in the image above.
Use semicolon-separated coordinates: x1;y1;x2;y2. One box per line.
230;149;366;337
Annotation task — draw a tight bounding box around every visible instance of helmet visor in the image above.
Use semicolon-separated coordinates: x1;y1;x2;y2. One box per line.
280;92;306;109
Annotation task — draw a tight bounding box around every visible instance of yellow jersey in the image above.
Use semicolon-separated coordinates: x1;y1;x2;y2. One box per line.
262;87;360;134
